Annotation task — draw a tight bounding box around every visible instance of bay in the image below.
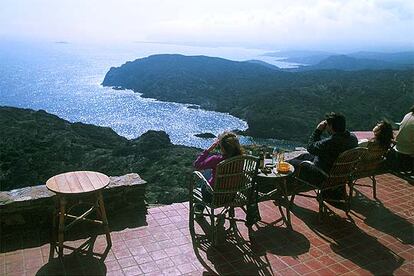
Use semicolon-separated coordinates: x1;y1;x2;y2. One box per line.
0;40;302;149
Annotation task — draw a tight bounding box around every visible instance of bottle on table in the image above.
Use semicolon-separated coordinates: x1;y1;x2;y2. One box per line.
259;151;265;169
272;147;279;165
277;150;285;171
278;150;285;163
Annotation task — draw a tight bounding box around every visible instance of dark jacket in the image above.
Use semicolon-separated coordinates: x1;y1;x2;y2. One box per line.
307;129;358;172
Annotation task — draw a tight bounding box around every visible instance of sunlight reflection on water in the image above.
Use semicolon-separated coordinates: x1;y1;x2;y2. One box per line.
0;41;301;149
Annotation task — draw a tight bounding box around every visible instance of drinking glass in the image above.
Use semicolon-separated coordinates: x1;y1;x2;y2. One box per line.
272;147;279;165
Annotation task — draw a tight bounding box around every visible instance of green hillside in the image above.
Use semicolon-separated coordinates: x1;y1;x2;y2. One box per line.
103;54;414;141
0;107;199;204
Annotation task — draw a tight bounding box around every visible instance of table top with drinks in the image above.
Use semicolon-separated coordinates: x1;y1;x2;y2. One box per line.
255;150;295;213
257;160;294;178
257;148;294;178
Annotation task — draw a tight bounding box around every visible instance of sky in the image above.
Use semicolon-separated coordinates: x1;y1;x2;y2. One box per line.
0;0;413;51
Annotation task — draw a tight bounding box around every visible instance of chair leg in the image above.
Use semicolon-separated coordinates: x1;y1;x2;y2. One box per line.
210;208;216;245
228;207;236;230
317;193;323;222
229;207;235;219
350;181;355;197
189;196;195;234
217;213;226;243
371;176;377;199
347;182;354;212
289;194;296;209
345;196;350;215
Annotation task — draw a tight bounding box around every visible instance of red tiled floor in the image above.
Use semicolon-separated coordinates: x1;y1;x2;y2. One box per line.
105;260;122;272
121;265;143;276
138;260;159;274
1;174;413;275
117;257;137;269
133;253;152;265
155;257;175;270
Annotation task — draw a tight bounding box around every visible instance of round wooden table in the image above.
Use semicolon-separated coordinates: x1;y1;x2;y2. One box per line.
256;161;295;228
46;171;112;258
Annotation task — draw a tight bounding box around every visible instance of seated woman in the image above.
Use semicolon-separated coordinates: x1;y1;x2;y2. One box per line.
359;120;394;150
193;131;243;203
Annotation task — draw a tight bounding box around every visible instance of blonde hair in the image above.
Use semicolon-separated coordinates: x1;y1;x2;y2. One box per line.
218;132;243;158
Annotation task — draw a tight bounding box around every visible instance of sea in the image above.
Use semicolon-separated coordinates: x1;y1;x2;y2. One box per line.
0;39;303;149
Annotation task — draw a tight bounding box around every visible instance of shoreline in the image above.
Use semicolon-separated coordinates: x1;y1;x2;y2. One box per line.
103;85;304;149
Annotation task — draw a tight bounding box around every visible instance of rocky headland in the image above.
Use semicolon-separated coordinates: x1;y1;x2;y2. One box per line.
0;106;199;204
0;107;278;203
102;54;413;142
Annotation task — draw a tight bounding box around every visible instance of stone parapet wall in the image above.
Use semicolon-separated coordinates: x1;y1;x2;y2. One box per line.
0;173;147;231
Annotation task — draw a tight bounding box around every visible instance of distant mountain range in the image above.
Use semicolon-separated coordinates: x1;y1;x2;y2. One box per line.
348;51;414;64
103;54;413;141
264;50;334;65
246;59;281;70
264;50;414;71
294;54;413;71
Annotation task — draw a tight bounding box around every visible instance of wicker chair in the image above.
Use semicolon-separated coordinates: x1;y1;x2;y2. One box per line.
350;143;389;199
189;155;259;245
291;147;366;220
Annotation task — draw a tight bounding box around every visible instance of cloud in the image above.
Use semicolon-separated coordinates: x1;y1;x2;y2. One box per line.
0;0;413;50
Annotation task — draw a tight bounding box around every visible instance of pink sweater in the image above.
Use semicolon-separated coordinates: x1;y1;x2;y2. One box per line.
193;150;224;186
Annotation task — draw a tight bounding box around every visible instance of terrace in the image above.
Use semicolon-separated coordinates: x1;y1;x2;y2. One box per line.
1;172;413;275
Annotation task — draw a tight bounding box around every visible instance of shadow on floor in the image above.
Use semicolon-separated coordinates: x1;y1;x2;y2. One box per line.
249;222;310;257
350;190;413;245
1;209;147;253
36;251;107;276
190;217;273;275
291;203;404;275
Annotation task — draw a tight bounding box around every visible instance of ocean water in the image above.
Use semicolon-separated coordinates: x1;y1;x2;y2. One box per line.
0;40;301;149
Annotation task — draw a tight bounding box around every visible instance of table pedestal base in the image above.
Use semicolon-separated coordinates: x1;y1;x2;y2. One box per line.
256;177;293;228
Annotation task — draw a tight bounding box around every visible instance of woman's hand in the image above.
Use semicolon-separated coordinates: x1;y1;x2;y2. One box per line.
207;139;220;152
317;120;327;131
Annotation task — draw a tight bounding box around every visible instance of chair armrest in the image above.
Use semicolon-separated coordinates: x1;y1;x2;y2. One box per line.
192;171;214;193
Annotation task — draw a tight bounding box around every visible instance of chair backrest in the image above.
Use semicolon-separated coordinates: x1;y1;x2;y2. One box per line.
354;143;388;178
323;147;367;189
212;155;259;207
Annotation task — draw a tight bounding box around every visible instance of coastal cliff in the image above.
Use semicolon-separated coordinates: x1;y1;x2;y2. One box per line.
0;107;198;204
102;54;413;142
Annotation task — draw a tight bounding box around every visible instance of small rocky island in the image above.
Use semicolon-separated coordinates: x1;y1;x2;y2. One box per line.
194;132;216;139
187;105;200;109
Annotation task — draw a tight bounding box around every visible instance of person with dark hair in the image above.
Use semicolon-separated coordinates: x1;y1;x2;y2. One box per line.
288;112;358;200
193;131;244;202
326;112;346;133
359;120;394;149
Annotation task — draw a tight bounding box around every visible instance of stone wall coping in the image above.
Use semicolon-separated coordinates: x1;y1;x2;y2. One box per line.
0;150;306;208
0;173;146;207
